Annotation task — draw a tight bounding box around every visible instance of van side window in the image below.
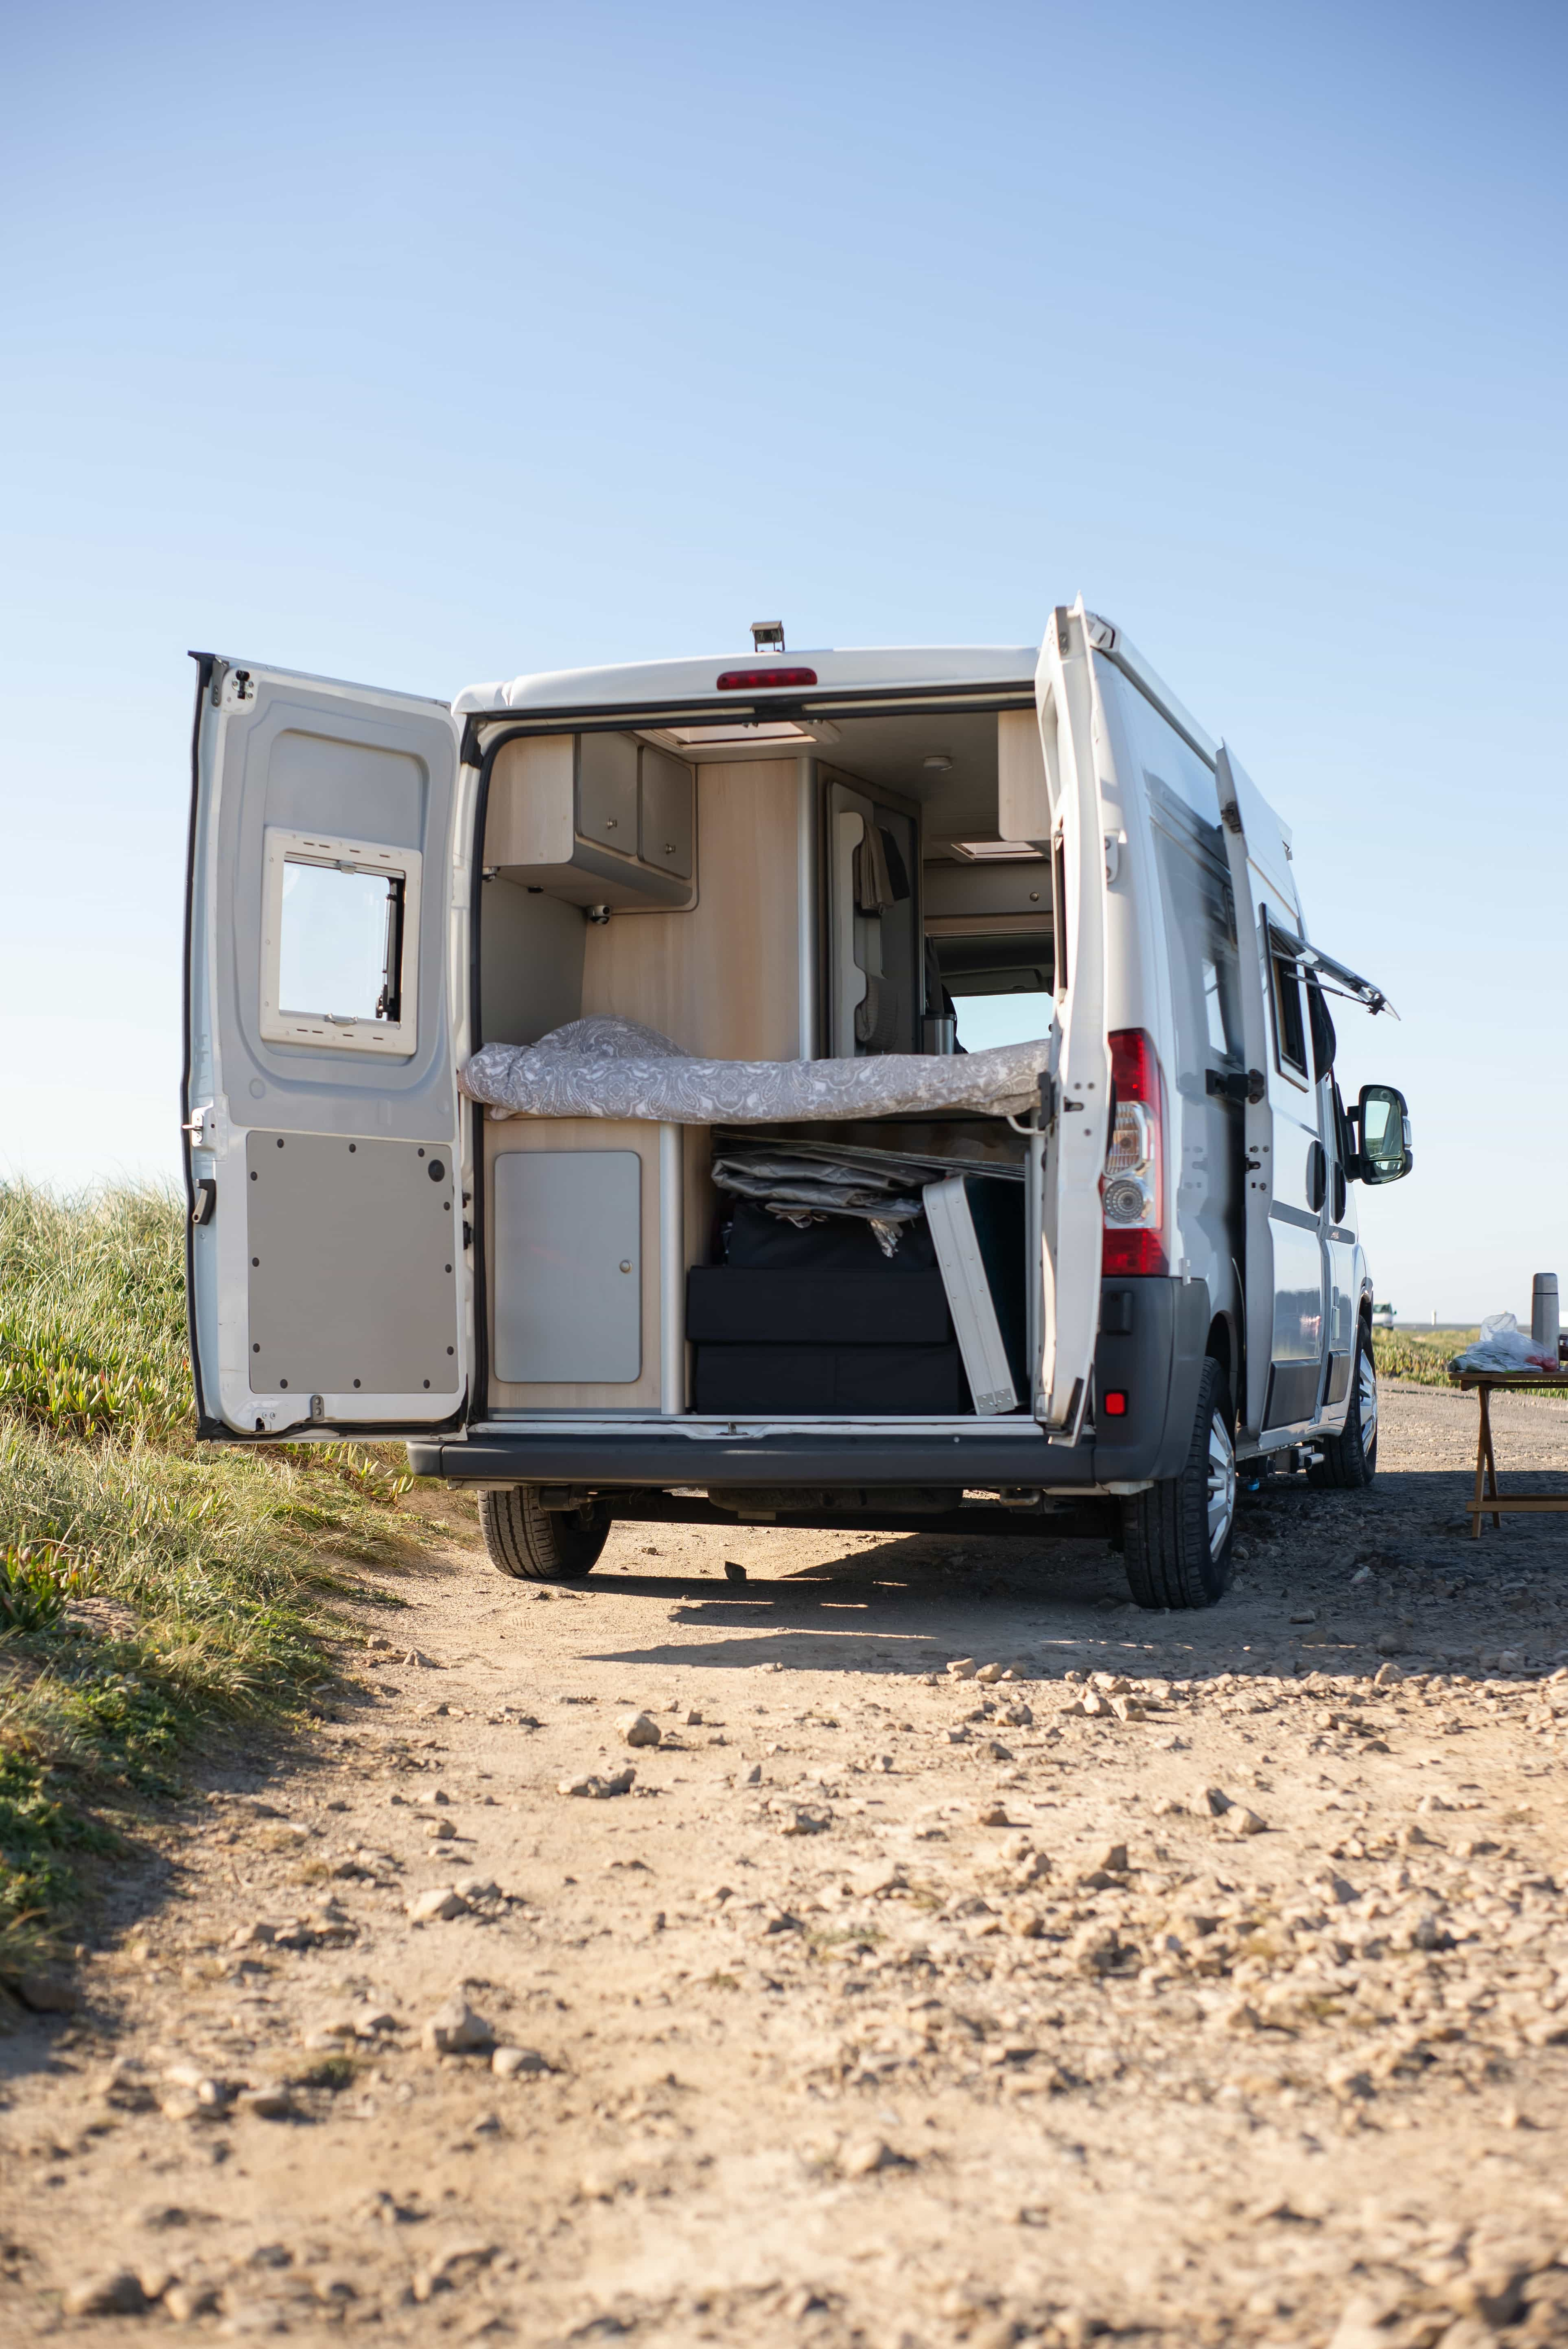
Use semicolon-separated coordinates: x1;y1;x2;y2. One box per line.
1270;950;1309;1081
1306;977;1336;1076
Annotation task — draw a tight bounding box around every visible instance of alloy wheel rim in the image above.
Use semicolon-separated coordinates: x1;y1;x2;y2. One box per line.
1359;1347;1379;1452
1207;1412;1237;1559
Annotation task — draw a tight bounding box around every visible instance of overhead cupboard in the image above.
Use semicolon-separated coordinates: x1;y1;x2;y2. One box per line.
485;731;696;909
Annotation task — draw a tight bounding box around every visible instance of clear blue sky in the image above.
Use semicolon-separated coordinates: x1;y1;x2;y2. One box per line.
2;0;1563;1320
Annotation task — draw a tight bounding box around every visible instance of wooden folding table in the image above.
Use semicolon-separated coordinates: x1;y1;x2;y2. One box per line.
1452;1371;1568;1536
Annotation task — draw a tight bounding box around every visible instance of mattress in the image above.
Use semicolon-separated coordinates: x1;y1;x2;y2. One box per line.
460;1016;1052;1125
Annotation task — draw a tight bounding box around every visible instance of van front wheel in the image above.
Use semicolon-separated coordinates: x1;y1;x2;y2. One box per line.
479;1486;611;1583
1308;1329;1378;1489
1121;1358;1236;1611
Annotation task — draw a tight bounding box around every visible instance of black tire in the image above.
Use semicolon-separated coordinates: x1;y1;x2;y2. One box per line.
1122;1357;1237;1611
479;1486;611;1583
1308;1325;1379;1489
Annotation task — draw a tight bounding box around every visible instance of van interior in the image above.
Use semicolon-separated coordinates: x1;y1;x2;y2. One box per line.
475;704;1056;1424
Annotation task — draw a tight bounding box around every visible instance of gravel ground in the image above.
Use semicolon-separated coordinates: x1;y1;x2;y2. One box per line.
7;1381;1568;2347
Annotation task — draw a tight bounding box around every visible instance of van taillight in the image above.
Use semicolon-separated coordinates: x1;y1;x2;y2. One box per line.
1102;1028;1168;1277
715;666;818;690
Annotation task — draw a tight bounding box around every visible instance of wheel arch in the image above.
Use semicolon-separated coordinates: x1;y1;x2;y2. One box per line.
1205;1311;1237;1381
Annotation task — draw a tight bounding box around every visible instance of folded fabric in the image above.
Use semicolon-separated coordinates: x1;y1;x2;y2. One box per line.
460;1016;1051;1124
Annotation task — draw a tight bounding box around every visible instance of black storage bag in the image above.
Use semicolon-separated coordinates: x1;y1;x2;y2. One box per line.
687;1268;951;1347
720;1197;938;1272
692;1342;966;1415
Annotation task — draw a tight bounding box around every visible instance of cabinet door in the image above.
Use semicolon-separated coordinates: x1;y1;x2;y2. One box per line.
576;732;639;850
639;747;694;879
492;1150;641;1381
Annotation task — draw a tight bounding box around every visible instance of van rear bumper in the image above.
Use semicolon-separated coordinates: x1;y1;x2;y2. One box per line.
407;1428;1103;1488
1093;1274;1214;1483
414;1276;1213;1492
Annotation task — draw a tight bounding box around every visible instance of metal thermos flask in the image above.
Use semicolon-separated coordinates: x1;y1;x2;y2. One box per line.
1531;1272;1559;1353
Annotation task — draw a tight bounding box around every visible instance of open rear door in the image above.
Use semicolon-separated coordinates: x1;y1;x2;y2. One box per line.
183;655;468;1439
1025;604;1112;1440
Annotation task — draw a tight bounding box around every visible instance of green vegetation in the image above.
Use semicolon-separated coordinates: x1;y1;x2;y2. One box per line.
1372;1326;1479;1388
0;1182;470;1986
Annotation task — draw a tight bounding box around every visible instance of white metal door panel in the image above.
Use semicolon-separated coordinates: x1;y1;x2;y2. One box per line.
1032;604;1112;1440
1215;744;1277;1442
184;655;468;1439
1226;754;1301;924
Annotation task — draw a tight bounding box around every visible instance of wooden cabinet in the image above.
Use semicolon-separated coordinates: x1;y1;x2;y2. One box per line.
487;733;695;909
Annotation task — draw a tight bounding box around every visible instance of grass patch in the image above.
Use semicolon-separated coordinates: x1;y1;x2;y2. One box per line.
1372;1327;1480;1388
0;1180;475;1983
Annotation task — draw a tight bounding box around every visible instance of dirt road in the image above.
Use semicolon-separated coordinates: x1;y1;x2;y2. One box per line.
8;1384;1568;2347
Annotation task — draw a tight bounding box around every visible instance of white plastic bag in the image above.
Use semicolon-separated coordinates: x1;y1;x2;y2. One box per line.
1452;1312;1558;1374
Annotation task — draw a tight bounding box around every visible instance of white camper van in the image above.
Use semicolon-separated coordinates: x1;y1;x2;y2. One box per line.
182;604;1412;1611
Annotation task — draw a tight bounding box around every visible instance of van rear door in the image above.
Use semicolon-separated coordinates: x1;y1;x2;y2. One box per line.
183;655;468;1440
1215;744;1327;1441
1029;605;1112;1439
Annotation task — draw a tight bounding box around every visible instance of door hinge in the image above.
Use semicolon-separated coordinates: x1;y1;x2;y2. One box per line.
1220;801;1243;833
462;1220;473;1251
1206;1068;1266;1107
182;1103;215;1147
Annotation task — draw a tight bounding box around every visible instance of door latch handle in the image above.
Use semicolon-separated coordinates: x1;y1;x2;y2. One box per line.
191;1178;216;1227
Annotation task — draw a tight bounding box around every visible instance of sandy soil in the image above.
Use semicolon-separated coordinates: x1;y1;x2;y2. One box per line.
8;1384;1568;2348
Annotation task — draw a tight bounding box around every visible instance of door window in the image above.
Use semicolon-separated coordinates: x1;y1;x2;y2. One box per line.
279;860;402;1022
260;828;422;1054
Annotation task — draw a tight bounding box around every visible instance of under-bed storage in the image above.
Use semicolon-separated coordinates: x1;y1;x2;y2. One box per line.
687;1203;964;1414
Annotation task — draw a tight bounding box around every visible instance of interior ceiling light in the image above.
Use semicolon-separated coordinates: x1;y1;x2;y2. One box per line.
923;753;954;773
667;720;814;745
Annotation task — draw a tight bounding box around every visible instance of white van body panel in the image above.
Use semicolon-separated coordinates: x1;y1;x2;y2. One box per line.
1031;606;1111;1438
184;658;471;1439
455;646;1041;715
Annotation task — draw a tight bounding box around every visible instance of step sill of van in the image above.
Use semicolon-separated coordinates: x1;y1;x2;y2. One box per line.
469;1414;1051;1439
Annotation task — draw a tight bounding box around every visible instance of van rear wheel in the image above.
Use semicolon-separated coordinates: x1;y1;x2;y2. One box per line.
1121;1357;1236;1611
479;1486;611;1583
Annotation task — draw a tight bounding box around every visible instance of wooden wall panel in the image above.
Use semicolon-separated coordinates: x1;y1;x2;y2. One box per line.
580;757;800;1060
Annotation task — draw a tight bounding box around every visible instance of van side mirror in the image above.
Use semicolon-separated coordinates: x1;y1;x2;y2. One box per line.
1353;1082;1413;1184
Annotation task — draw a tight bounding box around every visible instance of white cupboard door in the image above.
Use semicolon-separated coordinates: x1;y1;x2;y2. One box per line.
184;655;469;1439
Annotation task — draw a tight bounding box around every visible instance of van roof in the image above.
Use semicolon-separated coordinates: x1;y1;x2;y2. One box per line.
451;644;1041;716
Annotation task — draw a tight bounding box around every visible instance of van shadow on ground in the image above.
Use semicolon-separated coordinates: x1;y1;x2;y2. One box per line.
581;1461;1568;1684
